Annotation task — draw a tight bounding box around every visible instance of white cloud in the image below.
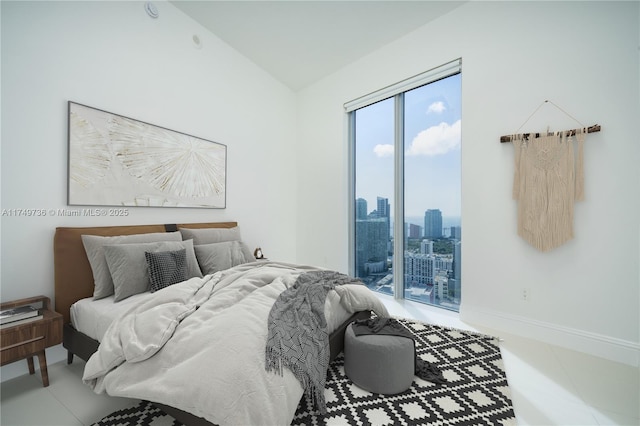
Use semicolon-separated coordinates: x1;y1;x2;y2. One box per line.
427;101;446;114
373;144;394;157
406;120;461;156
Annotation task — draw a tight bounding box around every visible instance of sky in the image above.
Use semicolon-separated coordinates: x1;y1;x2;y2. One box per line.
355;73;461;225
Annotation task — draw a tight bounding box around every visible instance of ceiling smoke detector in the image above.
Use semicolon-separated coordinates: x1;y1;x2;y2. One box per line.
145;2;159;19
192;34;203;49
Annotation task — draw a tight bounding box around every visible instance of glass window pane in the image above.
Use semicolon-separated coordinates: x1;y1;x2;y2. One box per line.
354;98;394;296
403;74;461;311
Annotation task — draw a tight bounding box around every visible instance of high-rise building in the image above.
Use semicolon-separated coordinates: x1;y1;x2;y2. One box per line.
424;209;443;239
408;223;422;239
377;197;390;219
453;241;461;280
404;253;433;287
377;196;391;237
404;251;452;288
356;198;368;220
420;239;433;255
355;218;389;277
450;226;462;240
434;271;449;300
450;241;462;302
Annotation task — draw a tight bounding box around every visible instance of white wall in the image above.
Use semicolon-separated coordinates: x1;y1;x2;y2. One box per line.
1;0;298;379
296;1;639;365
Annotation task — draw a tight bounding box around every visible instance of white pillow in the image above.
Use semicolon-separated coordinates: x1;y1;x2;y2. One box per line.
178;226;241;245
82;231;182;299
334;284;389;318
194;241;255;275
104;240;202;302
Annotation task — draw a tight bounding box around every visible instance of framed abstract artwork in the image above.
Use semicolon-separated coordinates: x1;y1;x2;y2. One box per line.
67;102;226;208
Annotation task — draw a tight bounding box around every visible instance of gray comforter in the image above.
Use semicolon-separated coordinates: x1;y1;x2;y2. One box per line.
83;261;388;425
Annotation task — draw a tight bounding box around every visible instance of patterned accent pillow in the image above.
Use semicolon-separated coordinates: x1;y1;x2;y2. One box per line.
145;249;188;292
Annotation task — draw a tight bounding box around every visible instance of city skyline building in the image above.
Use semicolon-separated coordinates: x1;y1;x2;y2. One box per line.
451;226;462;240
355;195;461;311
450;240;462;303
420;239;433;255
408;223;422;239
377;196;390;219
356;198;368;220
424;209;443;239
355;218;389;277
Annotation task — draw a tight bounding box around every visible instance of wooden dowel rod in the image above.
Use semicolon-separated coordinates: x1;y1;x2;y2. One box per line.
500;124;601;143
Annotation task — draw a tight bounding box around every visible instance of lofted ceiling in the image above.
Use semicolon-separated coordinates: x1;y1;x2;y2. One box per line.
170;1;466;91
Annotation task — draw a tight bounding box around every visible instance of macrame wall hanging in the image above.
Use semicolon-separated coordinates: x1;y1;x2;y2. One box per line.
500;100;601;252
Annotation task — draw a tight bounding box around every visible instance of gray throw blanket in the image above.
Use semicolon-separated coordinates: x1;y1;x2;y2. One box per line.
265;270;361;414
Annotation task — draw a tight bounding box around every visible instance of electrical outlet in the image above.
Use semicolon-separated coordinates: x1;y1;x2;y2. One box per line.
521;287;530;301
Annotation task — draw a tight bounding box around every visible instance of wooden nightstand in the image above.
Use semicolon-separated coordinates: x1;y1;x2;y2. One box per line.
1;296;63;387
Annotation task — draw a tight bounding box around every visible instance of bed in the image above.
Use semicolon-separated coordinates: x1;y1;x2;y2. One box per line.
53;222;386;425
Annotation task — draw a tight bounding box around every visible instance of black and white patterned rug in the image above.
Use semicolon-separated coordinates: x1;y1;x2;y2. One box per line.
93;319;516;426
91;401;182;426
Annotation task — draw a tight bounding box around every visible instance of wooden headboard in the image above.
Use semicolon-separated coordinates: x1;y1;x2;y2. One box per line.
53;221;237;324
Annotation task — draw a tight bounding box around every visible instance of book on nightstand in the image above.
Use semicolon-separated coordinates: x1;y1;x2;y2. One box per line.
0;314;44;328
0;305;39;325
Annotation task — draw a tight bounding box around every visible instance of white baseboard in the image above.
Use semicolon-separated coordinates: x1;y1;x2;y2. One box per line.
461;308;639;367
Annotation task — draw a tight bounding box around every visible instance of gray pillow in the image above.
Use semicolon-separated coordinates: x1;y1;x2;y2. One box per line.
82;231;182;300
104;239;202;302
145;249;188;292
194;241;256;275
179;226;241;245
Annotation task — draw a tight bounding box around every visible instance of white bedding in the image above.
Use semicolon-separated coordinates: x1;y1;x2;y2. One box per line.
71;292;155;341
71;277;352;342
82;261;388;425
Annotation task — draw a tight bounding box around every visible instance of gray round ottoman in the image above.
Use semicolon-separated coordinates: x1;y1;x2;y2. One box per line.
343;323;414;394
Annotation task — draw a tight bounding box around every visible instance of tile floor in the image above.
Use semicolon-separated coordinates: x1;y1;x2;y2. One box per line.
1;296;638;426
378;296;639;426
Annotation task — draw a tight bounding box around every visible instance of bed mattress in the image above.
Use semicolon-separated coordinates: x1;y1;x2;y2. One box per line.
70;292;154;341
